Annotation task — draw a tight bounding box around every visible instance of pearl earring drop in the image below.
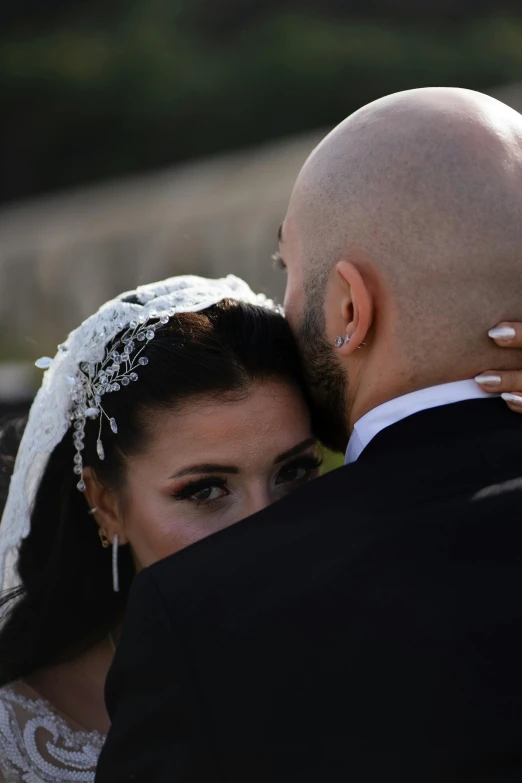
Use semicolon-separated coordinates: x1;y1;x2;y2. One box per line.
112;533;120;593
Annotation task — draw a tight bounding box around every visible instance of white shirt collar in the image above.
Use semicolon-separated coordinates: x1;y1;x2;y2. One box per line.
345;379;497;464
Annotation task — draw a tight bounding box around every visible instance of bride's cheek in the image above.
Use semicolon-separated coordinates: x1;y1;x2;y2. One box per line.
126;488;242;564
135;507;228;562
124;502;190;564
144;511;195;550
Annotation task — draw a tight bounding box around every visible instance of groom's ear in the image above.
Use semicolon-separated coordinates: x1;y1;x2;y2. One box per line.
335;260;373;355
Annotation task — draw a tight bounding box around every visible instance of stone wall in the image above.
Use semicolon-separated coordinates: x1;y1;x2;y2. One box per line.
0;131;324;363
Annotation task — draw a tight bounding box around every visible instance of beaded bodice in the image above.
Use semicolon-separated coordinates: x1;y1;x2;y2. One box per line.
0;682;105;782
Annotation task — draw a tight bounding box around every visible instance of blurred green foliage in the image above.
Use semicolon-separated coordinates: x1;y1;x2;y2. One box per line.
322;449;344;473
2;3;522;202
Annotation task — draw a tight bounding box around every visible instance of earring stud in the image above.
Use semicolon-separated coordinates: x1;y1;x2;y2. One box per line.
335;335;350;348
98;528;109;548
88;507;99;516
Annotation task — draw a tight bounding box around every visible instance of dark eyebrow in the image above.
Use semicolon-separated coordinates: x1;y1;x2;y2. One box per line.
169;464;239;480
169;440;317;479
274;437;318;465
278;223;283;243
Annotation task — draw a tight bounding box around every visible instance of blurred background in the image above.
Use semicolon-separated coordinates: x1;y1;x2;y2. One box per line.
2;0;522;415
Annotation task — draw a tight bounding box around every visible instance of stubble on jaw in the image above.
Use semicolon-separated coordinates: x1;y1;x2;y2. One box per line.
294;291;349;454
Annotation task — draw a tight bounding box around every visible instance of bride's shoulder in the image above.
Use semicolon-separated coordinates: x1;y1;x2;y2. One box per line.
0;681;105;782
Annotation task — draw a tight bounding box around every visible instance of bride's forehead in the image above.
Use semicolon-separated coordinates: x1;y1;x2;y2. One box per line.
142;381;311;449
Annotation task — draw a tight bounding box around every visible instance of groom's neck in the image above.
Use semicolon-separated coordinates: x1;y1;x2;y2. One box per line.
347;360;474;431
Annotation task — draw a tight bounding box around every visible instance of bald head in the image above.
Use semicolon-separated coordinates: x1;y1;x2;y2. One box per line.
284;87;522;393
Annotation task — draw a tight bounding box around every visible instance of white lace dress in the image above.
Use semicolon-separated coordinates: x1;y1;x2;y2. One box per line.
0;682;105;782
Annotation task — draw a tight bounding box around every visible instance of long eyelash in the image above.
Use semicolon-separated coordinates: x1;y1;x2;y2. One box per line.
272;251;287;271
174;477;227;500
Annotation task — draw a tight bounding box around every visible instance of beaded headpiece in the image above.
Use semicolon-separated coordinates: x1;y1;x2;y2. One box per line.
43;311;176;493
0;274;279;591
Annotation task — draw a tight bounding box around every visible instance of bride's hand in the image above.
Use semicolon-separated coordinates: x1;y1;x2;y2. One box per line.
475;322;522;411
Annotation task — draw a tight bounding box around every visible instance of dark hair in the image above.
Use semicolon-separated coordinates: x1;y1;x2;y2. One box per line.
0;299;307;686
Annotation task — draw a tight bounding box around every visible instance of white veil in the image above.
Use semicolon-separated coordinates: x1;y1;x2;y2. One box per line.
0;274;277;592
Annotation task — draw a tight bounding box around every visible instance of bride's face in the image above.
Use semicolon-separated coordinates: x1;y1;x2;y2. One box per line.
96;379;320;569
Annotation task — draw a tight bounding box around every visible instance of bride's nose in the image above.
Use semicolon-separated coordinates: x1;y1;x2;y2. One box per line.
241;483;273;518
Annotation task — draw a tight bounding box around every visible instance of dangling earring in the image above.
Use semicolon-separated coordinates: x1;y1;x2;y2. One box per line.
112;533;120;593
335;335;350;348
98;528;109;548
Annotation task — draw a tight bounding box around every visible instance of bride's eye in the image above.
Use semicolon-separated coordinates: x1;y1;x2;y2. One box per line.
174;478;229;505
275;455;323;486
191;486;226;502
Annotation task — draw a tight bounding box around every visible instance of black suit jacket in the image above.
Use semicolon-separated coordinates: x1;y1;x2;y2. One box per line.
95;399;522;782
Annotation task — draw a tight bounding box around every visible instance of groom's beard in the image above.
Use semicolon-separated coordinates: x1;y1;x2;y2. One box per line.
295;302;350;454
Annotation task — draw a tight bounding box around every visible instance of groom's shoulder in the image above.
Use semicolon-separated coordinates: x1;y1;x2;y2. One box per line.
141;461;377;609
140;466;364;584
131;452;522;661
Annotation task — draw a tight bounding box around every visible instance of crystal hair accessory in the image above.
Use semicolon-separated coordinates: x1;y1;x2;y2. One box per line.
0;274;279;591
69;311;173;493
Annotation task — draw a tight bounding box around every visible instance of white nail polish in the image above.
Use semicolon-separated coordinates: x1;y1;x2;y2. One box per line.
488;326;516;341
501;393;522;405
474;374;501;385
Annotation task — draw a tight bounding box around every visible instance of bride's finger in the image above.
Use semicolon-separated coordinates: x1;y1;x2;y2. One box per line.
499;393;522;411
487;322;518;346
475;370;522;392
475;371;522;411
482;323;522;411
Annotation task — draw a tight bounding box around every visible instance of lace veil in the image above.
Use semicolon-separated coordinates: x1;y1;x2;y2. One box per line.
0;274;276;592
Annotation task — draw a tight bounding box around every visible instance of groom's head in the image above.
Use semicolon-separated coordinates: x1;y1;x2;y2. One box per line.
280;87;522;450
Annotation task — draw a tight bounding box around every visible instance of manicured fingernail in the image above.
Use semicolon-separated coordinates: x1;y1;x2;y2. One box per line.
475;373;501;385
488;326;516;341
501;393;522;405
